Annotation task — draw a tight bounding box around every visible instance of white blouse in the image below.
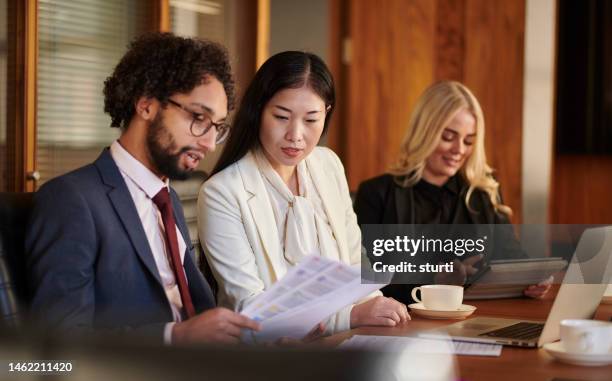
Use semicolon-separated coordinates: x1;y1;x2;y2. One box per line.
199;147;379;334
254;149;340;266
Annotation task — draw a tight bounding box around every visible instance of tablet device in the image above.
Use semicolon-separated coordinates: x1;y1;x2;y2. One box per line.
464;257;567;299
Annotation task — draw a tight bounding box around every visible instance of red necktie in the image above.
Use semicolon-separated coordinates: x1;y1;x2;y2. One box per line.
153;187;196;319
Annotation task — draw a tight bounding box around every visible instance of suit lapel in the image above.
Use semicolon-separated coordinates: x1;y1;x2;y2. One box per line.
95;149;164;287
305;152;349;263
170;187;215;309
168;188;214;302
170;189;192;252
238;152;285;281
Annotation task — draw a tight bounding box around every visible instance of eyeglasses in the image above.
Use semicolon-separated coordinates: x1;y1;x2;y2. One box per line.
166;98;230;144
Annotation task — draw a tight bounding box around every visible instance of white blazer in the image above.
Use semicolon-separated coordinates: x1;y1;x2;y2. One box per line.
198;147;369;333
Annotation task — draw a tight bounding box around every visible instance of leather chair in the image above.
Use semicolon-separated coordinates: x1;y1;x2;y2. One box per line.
172;171;218;298
0;192;33;327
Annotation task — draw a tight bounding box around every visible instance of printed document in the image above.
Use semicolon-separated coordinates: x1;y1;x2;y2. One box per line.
339;335;502;357
241;256;383;343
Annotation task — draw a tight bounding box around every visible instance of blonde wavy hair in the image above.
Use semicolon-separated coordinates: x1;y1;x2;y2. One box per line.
389;80;511;216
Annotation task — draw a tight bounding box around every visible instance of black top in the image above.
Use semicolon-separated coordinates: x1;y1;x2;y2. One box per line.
354;173;513;225
408;175;461;224
354;173;525;304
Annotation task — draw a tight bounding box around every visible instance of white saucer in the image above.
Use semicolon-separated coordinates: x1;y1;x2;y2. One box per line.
543;341;612;367
408;303;476;319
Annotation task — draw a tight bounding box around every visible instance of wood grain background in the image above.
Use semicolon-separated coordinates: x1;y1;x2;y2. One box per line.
330;0;526;223
551;155;612;224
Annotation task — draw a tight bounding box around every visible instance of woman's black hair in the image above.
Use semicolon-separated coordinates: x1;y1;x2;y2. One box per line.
211;51;335;176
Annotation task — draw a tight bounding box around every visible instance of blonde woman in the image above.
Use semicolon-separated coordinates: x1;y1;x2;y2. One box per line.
354;81;551;304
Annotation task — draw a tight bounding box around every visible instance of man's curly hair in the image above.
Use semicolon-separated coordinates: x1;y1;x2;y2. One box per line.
103;32;235;128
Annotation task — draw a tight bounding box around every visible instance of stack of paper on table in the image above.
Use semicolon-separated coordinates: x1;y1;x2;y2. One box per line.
339;335;502;357
241;256;384;343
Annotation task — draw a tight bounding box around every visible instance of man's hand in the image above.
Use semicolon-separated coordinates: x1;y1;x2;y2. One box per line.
350;296;410;328
434;254;483;286
172;307;261;345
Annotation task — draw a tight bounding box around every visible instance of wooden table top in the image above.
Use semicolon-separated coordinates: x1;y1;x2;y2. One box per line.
320;293;612;381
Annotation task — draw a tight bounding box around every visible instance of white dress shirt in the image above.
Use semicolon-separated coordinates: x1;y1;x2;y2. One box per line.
110;140;187;343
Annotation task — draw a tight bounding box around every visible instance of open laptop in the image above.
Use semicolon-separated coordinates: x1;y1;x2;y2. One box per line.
422;226;612;348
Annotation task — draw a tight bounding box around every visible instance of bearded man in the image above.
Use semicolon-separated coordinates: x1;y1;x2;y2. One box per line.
25;33;259;344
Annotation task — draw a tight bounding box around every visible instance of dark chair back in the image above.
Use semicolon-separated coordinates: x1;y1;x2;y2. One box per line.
0;192;33;327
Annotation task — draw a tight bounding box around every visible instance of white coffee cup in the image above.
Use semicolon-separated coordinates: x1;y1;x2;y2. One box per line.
559;319;612;354
411;285;463;311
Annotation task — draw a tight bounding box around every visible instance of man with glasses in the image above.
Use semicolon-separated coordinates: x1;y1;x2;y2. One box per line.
26;33;260;344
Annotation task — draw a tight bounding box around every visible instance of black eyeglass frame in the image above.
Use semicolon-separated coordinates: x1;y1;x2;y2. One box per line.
166;98;229;143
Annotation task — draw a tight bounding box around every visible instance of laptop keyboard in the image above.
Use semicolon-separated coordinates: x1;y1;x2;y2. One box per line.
479;322;545;340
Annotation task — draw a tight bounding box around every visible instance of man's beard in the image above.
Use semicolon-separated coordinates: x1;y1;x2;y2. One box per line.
146;114;193;180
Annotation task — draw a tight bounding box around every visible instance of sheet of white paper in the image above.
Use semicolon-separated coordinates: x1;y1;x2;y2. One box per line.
241;256;384;343
339;335;502;357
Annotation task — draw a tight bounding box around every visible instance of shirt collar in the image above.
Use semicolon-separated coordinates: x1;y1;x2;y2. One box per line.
110;140;169;199
254;148;307;201
418;175;460;195
444;175;460;194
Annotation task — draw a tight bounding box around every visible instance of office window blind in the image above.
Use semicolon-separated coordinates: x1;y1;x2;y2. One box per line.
36;0;149;188
170;0;227;42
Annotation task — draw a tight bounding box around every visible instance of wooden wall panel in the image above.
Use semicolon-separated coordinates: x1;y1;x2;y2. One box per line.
435;0;466;80
233;0;258;96
327;0;347;160
463;0;525;222
341;0;526;223
346;0;436;190
6;0;38;192
551;155;612;224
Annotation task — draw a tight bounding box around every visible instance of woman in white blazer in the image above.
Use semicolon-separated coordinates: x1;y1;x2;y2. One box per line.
198;51;409;334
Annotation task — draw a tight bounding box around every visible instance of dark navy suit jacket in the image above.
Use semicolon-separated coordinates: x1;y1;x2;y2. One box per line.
25;149;215;339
